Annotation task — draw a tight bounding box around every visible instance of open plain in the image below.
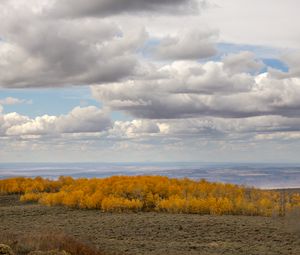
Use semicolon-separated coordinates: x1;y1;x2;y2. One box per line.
1;195;300;255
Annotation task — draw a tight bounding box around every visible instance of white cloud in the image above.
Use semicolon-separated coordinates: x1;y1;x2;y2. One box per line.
2;106;111;137
111;120;161;138
0;97;32;105
56;106;111;133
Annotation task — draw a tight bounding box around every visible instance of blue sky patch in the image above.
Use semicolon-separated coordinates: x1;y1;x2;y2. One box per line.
0;87;99;117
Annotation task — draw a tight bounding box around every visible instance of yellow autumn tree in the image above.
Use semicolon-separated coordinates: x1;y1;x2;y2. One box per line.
1;175;300;216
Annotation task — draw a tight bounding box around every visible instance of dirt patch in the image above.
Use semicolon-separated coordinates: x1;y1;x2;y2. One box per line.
1;195;300;255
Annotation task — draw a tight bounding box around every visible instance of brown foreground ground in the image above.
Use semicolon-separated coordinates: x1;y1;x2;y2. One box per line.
1;195;300;255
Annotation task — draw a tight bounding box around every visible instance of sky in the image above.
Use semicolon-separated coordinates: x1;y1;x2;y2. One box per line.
1;0;300;163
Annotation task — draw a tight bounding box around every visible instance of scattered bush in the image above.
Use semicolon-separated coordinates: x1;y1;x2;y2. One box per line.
0;244;15;255
0;232;104;255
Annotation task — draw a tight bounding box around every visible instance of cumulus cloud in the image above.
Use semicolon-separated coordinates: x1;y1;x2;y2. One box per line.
91;60;253;119
56;106;111;134
152;29;217;60
106;115;300;144
110;120;162;138
3;108;300;144
0;112;29;136
50;0;203;18
3;107;300;163
0;1;147;88
1;106;111;137
0;0;212;89
91;58;300;119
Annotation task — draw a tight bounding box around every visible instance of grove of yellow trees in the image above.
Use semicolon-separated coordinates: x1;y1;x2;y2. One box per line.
1;176;300;216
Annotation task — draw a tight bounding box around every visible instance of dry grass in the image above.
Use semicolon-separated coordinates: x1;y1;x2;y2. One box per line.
285;207;300;235
0;231;107;255
1;195;300;255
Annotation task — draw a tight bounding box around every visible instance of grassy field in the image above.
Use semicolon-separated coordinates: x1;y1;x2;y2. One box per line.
1;195;300;255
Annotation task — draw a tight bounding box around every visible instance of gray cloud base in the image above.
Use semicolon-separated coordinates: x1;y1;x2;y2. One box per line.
0;2;146;88
50;0;201;17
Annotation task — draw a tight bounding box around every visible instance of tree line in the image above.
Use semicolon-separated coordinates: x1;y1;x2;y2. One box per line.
1;176;300;216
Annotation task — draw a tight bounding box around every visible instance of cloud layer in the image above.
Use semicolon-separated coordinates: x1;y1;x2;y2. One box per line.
1;0;300;162
91;53;300;119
